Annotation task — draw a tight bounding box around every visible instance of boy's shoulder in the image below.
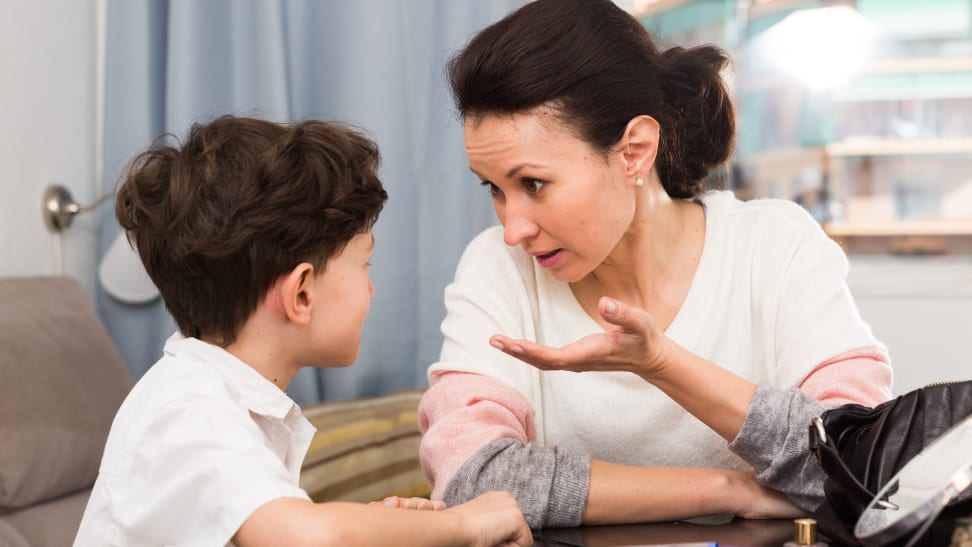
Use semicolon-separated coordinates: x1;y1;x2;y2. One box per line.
111;335;305;447
118;336;291;428
103;351;237;457
79;338;312;546
122;353;229;416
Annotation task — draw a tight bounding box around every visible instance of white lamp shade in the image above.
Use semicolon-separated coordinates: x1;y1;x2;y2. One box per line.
98;232;160;304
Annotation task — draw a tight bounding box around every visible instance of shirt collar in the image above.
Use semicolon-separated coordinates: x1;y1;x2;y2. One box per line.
162;332;301;420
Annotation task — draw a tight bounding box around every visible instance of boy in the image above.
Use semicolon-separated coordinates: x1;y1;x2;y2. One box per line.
74;116;531;547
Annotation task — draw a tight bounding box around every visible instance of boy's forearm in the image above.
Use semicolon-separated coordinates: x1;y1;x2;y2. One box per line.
582;460;743;524
236;498;473;547
315;502;471;546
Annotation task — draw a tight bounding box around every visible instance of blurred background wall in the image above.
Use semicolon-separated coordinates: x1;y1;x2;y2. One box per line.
638;0;972;394
3;0;969;401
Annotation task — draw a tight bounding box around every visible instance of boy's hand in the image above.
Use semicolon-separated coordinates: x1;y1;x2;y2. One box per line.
370;496;446;511
448;490;532;547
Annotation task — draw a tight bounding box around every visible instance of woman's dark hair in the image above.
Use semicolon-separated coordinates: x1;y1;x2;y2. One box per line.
115;116;388;345
448;0;735;199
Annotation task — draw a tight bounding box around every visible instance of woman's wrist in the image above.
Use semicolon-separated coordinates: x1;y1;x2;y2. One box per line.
636;334;680;382
707;469;748;516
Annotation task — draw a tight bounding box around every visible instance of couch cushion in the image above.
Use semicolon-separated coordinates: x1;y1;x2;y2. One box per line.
0;277;133;510
0;489;90;547
300;389;431;503
0;520;29;547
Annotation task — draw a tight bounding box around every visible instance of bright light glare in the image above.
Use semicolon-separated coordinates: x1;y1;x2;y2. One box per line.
762;6;876;90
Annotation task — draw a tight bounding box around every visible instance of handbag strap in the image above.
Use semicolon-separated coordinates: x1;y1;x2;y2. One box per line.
809;416;893;511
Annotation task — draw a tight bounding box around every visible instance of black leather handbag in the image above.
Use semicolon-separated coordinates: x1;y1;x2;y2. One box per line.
807;381;972;546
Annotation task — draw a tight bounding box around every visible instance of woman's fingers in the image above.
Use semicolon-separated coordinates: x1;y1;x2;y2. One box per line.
489;333;617;371
598;297;654;335
489;297;668;376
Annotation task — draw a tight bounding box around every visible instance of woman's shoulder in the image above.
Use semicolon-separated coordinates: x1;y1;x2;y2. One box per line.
462;225;511;255
702;190;822;238
456;225;535;278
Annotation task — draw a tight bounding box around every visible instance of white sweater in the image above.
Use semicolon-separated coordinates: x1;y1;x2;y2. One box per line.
428;190;886;471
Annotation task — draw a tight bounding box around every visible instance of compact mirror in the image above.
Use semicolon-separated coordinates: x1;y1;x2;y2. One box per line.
855;416;972;546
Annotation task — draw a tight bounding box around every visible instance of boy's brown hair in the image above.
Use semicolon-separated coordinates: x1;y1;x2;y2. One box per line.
115;116;388;346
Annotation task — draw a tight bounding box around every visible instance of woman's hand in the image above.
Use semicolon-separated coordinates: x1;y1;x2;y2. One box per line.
489;297;670;379
370;496;446;511
491;295;756;441
728;471;805;520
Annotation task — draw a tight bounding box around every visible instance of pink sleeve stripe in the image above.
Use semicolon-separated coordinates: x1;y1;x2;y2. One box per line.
798;347;893;407
418;371;536;499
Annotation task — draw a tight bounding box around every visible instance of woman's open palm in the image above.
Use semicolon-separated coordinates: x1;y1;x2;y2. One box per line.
489;297;670;379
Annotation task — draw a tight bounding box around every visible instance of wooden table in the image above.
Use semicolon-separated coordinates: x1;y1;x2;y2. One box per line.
532;517;796;547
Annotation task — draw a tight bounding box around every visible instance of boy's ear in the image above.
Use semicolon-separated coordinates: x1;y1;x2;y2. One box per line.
619;115;660;180
278;263;316;326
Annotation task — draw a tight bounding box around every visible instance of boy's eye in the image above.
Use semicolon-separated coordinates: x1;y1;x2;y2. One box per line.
481;181;501;196
522;178;545;194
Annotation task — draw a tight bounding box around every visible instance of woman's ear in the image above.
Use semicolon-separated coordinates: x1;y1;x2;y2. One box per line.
278;263;316;326
620;115;660;180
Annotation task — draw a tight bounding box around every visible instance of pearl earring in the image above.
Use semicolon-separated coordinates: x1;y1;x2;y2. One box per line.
636;178;644;187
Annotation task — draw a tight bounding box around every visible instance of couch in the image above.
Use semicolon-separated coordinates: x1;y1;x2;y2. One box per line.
0;277;133;546
0;276;429;546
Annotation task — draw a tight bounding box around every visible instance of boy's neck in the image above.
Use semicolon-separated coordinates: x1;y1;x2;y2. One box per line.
219;316;302;391
223;339;299;390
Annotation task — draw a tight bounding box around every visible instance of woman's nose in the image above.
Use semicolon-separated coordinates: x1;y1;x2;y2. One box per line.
501;201;540;247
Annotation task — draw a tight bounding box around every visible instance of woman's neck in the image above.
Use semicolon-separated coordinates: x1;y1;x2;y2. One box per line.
575;181;705;316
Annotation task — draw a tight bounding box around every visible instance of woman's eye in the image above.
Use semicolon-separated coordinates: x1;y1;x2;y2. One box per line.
523;178;545;194
481;181;502;196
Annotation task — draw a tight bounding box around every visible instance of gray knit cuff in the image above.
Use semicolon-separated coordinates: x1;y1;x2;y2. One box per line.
728;384;831;511
442;438;590;529
545;448;590;528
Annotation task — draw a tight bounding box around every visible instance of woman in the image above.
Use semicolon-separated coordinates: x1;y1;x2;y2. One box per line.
418;0;893;529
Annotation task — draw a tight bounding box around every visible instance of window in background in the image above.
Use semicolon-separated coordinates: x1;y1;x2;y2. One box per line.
637;0;972;255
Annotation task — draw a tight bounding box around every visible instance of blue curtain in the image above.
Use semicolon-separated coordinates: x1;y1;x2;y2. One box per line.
97;0;526;403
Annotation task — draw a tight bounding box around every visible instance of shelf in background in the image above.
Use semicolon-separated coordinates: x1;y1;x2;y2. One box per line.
739;147;823;165
862;56;972;75
740;139;972;161
826;138;972;157
825;221;972;255
825;220;972;237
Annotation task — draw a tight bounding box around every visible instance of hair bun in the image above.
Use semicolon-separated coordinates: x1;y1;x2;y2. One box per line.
656;45;735;196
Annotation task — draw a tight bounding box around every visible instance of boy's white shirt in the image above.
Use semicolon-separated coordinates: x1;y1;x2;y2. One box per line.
74;333;315;547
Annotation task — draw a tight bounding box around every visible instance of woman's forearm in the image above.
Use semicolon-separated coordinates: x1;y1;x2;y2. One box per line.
582;460;741;524
583;460;803;524
644;338;757;442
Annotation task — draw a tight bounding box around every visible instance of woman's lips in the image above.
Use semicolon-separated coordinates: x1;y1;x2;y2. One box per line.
533;249;564;268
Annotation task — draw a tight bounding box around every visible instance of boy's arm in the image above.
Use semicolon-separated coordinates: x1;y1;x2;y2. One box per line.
234;491;531;547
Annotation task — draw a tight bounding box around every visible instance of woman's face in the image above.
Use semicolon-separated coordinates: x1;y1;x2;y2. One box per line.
464;109;636;282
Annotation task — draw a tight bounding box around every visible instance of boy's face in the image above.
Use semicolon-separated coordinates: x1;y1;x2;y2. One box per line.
310;231;375;366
